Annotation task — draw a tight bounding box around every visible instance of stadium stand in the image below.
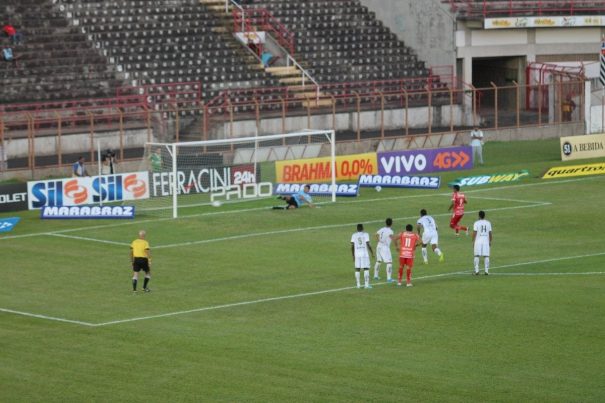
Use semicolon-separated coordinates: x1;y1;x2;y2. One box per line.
60;0;279;101
0;0;121;104
250;0;430;83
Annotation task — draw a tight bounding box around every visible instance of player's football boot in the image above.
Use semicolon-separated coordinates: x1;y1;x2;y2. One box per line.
439;253;445;263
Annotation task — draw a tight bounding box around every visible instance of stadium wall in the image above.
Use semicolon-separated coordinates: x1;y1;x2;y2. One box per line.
211;105;464;139
359;0;456;68
0;122;584;182
456;25;602;85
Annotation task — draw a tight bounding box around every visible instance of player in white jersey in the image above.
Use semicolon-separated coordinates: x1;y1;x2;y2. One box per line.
374;218;395;282
351;223;374;289
472;210;492;275
416;209;444;264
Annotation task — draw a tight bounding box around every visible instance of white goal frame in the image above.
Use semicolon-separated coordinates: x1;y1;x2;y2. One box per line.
147;129;336;218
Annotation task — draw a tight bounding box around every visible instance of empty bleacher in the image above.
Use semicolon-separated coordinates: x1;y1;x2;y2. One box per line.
60;0;279;102
0;0;121;104
250;0;430;86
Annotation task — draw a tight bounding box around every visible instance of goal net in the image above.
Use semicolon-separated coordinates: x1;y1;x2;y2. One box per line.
137;129;336;218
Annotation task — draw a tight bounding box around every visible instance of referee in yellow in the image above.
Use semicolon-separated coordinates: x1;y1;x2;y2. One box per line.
130;229;152;293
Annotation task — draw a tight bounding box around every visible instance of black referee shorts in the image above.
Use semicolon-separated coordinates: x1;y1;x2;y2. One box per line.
132;257;150;273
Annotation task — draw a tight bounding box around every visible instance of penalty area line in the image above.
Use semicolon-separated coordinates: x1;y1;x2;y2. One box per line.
0;307;96;327
472;272;605;276
2;175;593;242
92;251;605;327
47;233;130;246
2;251;603;327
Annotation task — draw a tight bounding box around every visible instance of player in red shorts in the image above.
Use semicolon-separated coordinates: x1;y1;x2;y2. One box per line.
394;224;420;287
448;184;468;236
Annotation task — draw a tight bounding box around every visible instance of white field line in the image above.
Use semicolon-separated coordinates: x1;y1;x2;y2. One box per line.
0;307;95;327
154;202;551;249
471;195;549;204
48;233;130;246
480;272;605;276
0;175;598;242
2;251;603;327
26;201;552;249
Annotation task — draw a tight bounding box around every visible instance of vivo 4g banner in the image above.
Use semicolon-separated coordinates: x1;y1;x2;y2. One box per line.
27;172;150;209
377;146;473;175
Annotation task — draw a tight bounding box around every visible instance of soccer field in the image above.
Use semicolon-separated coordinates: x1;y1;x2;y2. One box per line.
1;139;604;402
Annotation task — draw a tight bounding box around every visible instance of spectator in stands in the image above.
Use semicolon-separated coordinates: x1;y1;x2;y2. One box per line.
2;23;23;45
261;51;273;68
469;126;484;165
562;95;576;122
2;46;20;67
103;149;117;174
72;156;89;177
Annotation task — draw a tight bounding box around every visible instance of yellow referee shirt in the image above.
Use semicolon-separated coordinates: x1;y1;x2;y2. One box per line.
131;239;150;258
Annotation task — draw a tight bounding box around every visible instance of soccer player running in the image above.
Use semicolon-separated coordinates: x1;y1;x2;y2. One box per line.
472;210;492;275
351;223;374;289
395;224;420;287
274;184;315;209
130;230;152;292
374;218;395;282
416;209;445;264
448;184;468;236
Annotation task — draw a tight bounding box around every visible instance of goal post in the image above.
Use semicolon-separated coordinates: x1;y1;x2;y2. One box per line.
138;129;336;218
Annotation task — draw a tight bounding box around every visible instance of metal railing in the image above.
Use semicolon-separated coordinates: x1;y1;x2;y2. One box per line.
232;7;295;54
0;79;585;174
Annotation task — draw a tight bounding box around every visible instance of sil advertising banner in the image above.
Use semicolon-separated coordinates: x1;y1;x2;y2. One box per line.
27;172;150;209
377;146;473;175
275;152;378;183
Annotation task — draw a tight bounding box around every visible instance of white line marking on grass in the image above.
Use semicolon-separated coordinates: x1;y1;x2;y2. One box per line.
481;272;605;276
155;202;551;249
0;175;595;242
2;251;603;327
0;307;96;327
48;233;130;246
91;251;605;327
471;195;549;204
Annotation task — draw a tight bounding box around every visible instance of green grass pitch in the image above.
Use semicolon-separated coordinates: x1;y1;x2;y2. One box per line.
1;139;604;402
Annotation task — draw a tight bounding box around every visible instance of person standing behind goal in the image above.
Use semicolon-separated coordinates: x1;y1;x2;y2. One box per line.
472;211;492;275
131;230;152;292
351;223;374;289
374;218;395;282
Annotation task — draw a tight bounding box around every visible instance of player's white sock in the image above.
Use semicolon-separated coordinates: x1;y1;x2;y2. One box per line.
474;257;480;272
386;264;392;280
364;270;370;287
355;271;361;287
422;248;428;262
484;257;490;273
434;248;442;256
374;262;380;278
